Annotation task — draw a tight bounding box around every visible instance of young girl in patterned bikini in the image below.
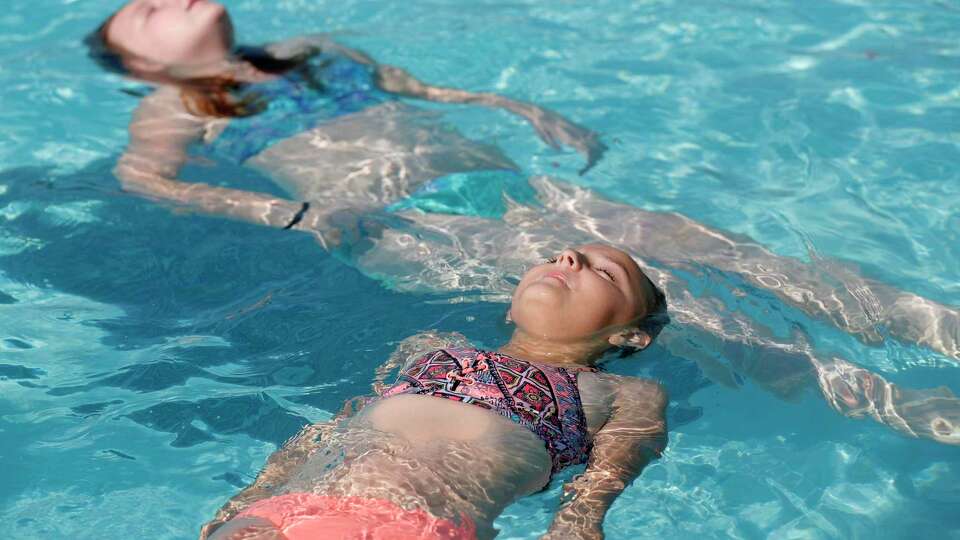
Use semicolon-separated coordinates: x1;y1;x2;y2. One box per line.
200;244;669;540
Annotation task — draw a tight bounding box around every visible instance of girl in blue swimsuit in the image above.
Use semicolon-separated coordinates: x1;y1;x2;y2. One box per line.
201;244;669;540
87;0;606;237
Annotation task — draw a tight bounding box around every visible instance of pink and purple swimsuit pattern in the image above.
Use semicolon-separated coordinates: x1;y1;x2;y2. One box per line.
381;347;596;473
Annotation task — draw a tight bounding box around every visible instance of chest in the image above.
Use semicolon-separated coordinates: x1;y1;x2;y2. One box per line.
196;54;389;164
388;349;599;439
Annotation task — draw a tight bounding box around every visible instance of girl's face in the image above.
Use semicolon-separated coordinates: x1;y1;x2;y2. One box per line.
510;244;655;342
105;0;234;69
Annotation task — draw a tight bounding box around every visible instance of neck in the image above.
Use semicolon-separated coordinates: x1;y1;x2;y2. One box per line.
498;329;606;368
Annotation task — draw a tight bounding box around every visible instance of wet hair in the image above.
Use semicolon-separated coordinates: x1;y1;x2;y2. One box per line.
84;17;126;75
617;281;669;358
84;16;313;118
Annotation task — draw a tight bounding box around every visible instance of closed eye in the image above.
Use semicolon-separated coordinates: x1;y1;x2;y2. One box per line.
596;267;615;281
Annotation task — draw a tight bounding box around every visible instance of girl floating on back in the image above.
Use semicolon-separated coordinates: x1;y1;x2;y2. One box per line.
87;0;604;235
201;245;669;540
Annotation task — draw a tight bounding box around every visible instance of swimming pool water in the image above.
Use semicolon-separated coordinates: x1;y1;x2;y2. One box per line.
2;0;959;538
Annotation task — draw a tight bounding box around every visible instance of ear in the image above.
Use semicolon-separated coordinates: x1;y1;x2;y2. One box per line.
608;329;652;351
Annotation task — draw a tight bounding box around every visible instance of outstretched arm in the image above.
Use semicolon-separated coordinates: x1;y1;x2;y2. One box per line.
117;88;309;230
276;35;606;174
544;377;667;540
118;90;408;251
373;64;607;174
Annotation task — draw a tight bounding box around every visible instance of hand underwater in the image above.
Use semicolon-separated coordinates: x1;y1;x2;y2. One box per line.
520;104;608;175
374;64;607;174
292;205;403;251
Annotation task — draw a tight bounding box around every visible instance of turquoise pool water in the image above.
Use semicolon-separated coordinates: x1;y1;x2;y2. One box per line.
2;0;959;538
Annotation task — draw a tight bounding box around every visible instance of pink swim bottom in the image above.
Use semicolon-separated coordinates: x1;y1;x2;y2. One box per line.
230;493;477;540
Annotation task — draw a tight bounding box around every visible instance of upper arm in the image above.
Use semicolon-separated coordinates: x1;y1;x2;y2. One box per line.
588;377;668;481
113;91;310;229
116;89;204;188
267;34;376;66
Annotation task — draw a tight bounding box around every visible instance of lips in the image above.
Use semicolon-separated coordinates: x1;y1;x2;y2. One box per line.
543;271;568;287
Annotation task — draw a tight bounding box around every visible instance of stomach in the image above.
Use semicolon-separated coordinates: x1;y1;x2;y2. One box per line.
274;394;552;535
362;393;520;441
356;394;552;491
247;102;518;205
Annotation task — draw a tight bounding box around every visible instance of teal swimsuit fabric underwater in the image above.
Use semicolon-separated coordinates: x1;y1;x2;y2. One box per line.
198;49;393;164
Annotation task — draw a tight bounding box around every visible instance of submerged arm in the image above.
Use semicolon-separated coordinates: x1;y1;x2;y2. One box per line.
374;65;606;174
545;377;667;540
117;89;309;229
118;91;402;250
198;421;329;540
283;35;606;174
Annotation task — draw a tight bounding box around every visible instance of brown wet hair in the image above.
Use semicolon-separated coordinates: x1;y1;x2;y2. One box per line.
618;275;669;358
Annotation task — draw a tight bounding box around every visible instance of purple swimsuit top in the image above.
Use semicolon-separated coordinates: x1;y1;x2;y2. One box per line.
381;347;596;473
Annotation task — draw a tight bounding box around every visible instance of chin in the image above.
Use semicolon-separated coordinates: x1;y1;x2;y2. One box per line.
511;293;567;330
514;282;564;310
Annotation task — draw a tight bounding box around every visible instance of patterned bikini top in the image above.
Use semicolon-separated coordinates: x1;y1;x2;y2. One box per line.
381;347;596;473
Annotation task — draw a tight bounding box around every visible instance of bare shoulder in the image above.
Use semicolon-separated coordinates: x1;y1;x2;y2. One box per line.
126;86;210;150
131;87;206;131
371;331;471;394
136;86;186;115
393;330;471;359
265;34;334;59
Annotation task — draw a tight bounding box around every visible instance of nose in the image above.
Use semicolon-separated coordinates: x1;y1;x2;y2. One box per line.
556;249;583;271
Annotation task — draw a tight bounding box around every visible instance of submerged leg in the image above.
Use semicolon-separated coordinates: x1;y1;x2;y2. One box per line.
528;176;960;360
